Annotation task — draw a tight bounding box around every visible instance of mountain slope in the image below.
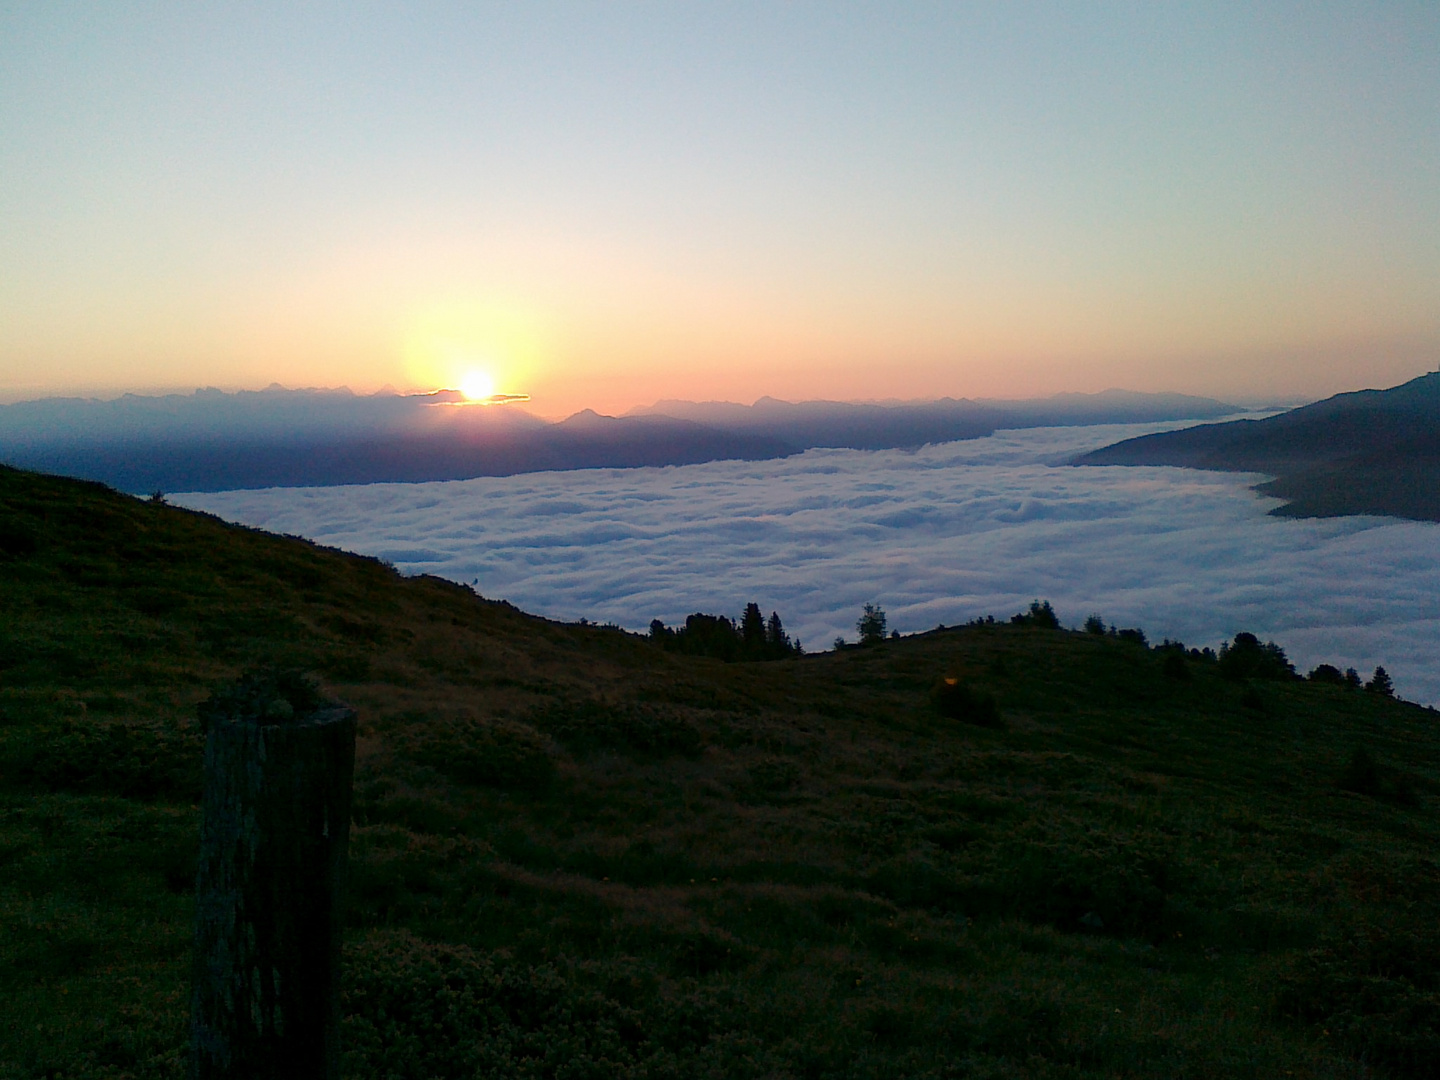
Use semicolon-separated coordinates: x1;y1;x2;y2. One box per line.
2;464;1438;1078
1075;372;1440;520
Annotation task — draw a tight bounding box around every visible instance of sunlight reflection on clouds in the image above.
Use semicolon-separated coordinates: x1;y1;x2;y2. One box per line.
175;423;1440;704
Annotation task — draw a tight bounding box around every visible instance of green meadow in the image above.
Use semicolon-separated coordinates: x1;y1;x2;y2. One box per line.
2;463;1438;1078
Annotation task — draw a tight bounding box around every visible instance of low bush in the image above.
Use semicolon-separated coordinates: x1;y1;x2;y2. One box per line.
342;931;760;1080
1161;650;1190;680
0;722;201;801
1271;928;1440;1078
411;717;556;792
1338;747;1418;806
931;678;1001;727
528;699;703;757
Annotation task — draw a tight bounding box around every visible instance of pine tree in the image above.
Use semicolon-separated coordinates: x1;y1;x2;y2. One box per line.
1366;666;1394;697
857;603;887;645
741;603;766;651
766;611;790;655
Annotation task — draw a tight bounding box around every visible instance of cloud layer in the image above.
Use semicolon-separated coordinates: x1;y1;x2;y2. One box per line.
176;422;1440;704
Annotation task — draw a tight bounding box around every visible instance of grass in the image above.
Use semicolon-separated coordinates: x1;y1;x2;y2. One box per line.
2;463;1439;1077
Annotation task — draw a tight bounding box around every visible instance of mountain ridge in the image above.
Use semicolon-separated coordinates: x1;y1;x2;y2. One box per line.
1;386;1241;493
1075;372;1440;521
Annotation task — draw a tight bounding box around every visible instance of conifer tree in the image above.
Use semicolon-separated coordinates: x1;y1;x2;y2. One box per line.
767;611;790;654
741;603;766;651
857;603;887;645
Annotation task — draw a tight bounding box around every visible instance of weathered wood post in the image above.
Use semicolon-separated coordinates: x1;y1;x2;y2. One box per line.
190;673;356;1080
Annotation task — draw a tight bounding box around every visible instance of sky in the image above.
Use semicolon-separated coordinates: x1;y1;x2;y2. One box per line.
2;2;1438;417
174;421;1440;705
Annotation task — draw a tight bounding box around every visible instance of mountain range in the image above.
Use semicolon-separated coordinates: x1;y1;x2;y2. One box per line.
1076;371;1440;521
0;386;1239;493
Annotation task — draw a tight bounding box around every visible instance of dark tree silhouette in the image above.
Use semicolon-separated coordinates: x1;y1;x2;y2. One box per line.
1012;600;1060;629
857;603;887;645
1365;666;1394;697
741;603;767;653
766;611;790;652
649;604;800;662
1217;632;1295;681
1308;664;1345;685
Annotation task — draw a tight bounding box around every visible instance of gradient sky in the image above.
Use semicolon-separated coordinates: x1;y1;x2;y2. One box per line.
2;2;1437;416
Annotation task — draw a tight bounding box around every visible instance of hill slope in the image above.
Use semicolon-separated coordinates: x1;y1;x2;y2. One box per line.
1075;372;1440;521
2;465;1439;1078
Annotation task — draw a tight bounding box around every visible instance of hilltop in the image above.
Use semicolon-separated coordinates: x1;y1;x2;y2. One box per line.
1076;372;1440;521
2;464;1439;1078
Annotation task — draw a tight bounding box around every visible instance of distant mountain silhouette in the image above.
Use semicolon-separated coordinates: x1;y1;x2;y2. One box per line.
632;390;1238;452
0;390;791;493
0;385;1239;493
1075;372;1440;521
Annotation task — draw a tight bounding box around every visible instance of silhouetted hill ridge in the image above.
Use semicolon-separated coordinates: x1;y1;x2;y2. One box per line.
1076;372;1440;521
2;385;1240;493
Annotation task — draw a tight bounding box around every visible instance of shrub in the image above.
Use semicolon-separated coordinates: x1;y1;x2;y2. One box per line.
1271;929;1440;1078
528;699;702;758
1;721;201;801
747;757;801;793
1337;747;1418;806
1339;747;1383;797
412;718;556;792
0;520;39;558
197;667;334;730
1161;651;1190;681
342;931;759;1080
932;679;1001;727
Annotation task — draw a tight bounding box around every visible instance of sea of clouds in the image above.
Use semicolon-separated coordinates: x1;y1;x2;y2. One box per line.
175;421;1440;704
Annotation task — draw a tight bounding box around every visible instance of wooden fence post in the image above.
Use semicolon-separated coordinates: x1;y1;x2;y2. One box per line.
190;694;356;1080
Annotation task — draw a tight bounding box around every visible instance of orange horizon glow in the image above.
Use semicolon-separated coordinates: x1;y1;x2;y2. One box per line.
2;7;1436;417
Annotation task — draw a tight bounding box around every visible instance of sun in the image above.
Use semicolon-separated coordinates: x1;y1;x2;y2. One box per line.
459;370;495;401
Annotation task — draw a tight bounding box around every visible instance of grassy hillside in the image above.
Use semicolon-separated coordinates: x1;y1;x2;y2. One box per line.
2;464;1439;1079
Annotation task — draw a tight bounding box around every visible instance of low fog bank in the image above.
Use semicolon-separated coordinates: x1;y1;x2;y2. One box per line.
174;421;1440;705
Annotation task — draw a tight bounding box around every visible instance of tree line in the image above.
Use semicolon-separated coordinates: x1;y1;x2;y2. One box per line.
649;603;801;662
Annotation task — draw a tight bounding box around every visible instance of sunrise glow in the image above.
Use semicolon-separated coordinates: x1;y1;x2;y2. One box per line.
459;371;495;402
0;6;1435;413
